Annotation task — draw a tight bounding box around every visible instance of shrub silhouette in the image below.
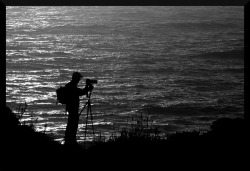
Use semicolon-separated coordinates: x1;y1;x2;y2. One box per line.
3;105;245;164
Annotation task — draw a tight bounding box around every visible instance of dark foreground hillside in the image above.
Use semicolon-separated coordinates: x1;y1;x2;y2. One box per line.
2;106;246;168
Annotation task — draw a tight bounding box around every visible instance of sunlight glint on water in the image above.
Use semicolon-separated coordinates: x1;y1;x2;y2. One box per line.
6;6;244;143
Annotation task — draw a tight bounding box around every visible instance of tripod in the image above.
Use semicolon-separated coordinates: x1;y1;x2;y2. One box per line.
79;90;95;149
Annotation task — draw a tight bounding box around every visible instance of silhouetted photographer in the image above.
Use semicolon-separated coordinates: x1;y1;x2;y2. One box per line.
63;72;95;146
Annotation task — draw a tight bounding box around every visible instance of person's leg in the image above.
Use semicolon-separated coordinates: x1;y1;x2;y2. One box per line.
65;108;79;145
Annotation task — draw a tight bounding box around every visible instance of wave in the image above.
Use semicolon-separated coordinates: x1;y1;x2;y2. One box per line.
191;48;244;61
150;21;241;31
140;103;242;117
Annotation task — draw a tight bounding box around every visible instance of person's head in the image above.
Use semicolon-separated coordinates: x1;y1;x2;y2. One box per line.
72;72;83;83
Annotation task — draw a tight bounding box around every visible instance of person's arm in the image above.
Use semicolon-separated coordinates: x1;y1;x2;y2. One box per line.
78;87;88;96
78;84;94;96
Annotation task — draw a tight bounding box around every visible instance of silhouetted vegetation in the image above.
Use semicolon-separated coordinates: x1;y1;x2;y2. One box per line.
3;105;245;165
89;114;245;160
3;106;64;159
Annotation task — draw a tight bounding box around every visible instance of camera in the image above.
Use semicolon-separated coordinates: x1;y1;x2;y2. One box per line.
86;79;98;85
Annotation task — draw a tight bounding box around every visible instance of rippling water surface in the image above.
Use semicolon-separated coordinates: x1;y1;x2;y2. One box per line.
6;6;244;142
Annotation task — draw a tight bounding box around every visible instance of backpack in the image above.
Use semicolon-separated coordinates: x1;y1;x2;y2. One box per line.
56;86;69;105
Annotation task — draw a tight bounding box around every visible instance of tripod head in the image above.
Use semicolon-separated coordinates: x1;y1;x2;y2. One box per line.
79;86;93;116
85;84;93;98
85;78;96;98
86;89;92;98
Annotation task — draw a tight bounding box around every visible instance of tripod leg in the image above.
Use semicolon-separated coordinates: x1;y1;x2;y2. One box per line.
84;106;89;149
83;97;95;148
89;101;95;138
79;101;88;116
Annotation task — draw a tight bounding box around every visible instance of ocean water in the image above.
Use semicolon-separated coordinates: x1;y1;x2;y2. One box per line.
6;6;244;142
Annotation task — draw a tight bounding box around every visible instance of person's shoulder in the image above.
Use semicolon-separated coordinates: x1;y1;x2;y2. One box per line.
65;81;72;86
65;81;78;89
65;83;72;90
